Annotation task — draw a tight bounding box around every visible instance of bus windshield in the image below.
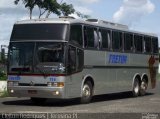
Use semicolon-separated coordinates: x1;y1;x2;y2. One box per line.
11;24;68;41
9;42;66;74
35;42;65;74
9;42;34;73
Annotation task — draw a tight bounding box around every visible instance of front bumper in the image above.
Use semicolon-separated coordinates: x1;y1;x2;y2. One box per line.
7;86;66;99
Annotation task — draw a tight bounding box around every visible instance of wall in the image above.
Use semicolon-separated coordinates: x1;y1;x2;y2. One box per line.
0;81;7;93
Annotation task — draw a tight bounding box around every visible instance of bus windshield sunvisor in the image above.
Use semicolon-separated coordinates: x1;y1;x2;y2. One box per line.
11;24;68;40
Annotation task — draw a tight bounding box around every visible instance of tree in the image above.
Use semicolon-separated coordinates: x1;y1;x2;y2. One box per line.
36;0;46;18
45;0;61;18
14;0;75;19
76;11;91;19
14;0;36;19
60;3;75;16
36;0;61;18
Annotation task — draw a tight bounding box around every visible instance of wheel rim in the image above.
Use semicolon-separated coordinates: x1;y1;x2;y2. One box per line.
140;80;147;96
82;84;91;99
134;81;139;94
141;81;147;91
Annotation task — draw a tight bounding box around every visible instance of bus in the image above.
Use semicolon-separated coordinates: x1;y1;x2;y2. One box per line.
7;17;159;104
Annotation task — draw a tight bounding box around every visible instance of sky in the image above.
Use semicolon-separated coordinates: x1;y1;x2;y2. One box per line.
0;0;160;50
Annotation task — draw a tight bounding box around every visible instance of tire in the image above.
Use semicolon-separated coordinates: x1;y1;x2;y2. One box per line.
132;78;140;97
140;79;148;96
31;97;47;105
80;81;93;104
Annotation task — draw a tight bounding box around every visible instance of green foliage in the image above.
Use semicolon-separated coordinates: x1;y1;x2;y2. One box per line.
0;70;7;81
76;11;91;19
14;0;36;9
0;90;9;98
60;3;75;16
14;0;75;19
14;0;36;19
37;0;61;18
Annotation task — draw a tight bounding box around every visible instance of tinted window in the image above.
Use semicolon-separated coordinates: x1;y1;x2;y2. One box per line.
77;49;84;71
70;25;83;46
152;37;158;54
9;42;34;73
124;33;133;51
100;29;110;49
84;27;98;48
36;43;64;63
68;46;84;73
68;46;76;73
112;31;122;50
11;24;68;40
144;36;151;53
134;35;143;52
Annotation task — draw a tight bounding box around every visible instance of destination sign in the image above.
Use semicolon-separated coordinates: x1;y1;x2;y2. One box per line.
109;54;127;64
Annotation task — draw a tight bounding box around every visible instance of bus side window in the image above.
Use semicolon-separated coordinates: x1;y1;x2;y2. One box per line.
84;27;88;48
124;33;133;52
84;27;94;48
134;35;143;53
77;49;84;71
98;30;102;49
84;26;98;49
144;36;151;53
100;29;110;50
70;25;83;47
112;31;122;51
152;37;158;54
68;46;84;73
94;29;99;49
68;46;76;73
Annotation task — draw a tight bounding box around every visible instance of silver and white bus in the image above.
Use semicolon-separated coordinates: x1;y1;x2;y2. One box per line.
7;17;159;104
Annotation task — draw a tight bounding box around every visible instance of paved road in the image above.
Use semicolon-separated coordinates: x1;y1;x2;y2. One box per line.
0;81;160;118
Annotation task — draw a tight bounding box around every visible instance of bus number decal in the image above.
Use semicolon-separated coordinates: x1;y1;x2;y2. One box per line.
8;76;21;81
50;77;56;82
109;54;127;64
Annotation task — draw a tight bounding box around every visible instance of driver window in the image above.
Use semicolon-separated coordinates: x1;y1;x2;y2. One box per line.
68;46;84;74
68;46;76;73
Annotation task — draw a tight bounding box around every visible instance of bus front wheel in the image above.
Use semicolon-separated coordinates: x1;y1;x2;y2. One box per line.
80;81;93;104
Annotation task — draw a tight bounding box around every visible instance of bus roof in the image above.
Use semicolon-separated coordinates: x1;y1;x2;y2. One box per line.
15;17;158;37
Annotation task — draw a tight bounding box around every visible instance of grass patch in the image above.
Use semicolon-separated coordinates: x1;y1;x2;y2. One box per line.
0;90;9;98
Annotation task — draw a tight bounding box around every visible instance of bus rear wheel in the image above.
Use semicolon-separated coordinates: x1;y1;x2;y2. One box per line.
80;81;93;104
31;97;47;105
132;78;140;97
140;79;148;96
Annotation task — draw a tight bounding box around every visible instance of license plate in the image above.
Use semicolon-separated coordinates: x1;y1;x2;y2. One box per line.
28;90;37;94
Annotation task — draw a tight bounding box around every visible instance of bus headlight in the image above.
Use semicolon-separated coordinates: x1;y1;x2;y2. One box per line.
52;91;60;95
47;82;64;87
8;81;19;86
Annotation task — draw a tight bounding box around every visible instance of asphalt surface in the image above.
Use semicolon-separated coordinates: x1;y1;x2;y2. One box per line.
0;81;160;119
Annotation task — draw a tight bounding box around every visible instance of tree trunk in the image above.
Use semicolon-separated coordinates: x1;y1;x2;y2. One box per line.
30;9;32;19
45;11;51;18
39;7;47;19
39;8;41;19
